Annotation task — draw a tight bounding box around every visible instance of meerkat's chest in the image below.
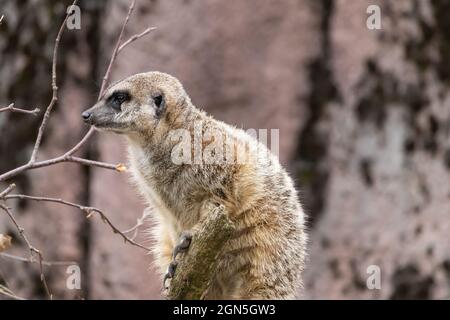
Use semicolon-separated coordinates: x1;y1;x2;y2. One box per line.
128;145;202;232
128;146;178;223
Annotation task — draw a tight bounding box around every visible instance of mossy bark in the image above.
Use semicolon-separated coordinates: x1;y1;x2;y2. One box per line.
167;205;235;300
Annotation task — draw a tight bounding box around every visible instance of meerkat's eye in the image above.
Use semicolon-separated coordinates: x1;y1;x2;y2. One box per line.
153;94;165;117
109;91;130;111
153;95;163;108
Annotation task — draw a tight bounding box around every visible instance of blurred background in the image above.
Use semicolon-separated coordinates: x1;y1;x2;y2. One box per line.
0;0;449;299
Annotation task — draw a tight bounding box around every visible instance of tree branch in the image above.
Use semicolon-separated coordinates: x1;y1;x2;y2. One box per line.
118;27;156;53
29;0;77;163
0;284;25;300
121;208;152;241
0;252;77;266
0;184;16;198
166;205;235;300
3;194;151;252
0;103;40;115
0;155;126;182
98;0;136;98
0;0;152;182
0;203;52;299
0;0;155;299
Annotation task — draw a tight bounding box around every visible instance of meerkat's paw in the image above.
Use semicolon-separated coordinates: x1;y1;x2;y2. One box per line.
163;231;193;290
172;231;193;260
163;260;178;290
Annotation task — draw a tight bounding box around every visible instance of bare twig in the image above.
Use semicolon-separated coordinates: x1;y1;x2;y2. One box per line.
118;27;156;53
60;1;147;160
0;183;16;199
4;194;151;252
68;156;124;171
122;208;152;241
29;0;77;163
0;284;25;300
0;252;77;266
98;0;136;98
0;155;125;182
63;0;145;158
0;103;40;115
0;203;52;299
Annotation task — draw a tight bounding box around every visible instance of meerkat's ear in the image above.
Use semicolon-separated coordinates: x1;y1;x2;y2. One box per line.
152;94;166;118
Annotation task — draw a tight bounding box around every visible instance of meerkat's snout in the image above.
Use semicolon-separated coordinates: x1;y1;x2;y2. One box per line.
81;96;121;131
81;106;100;126
81;111;92;122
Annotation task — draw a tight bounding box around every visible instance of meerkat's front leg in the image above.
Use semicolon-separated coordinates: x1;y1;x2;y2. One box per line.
163;231;193;290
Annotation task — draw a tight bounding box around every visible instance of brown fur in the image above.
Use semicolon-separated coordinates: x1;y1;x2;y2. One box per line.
83;72;307;299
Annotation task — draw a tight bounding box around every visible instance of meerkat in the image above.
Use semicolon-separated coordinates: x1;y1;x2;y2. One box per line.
82;71;307;299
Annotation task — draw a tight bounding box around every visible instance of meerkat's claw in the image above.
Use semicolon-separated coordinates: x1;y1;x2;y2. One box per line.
164;232;192;290
163;260;178;290
172;231;193;260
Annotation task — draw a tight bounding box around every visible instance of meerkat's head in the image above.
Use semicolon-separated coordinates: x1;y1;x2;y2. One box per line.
81;71;191;138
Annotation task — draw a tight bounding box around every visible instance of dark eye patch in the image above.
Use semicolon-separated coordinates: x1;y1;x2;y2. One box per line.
153;94;165;118
108;90;130;111
154;95;163;108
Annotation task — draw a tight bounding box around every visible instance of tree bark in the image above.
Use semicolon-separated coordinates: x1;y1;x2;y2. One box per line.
167;205;235;300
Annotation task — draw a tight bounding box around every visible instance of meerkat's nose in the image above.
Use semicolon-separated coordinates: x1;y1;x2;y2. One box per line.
81;111;92;122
